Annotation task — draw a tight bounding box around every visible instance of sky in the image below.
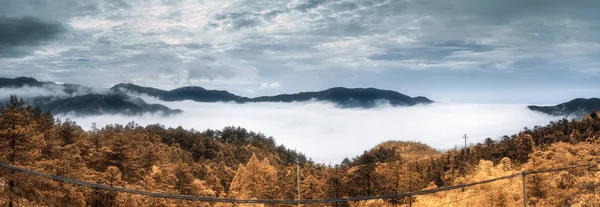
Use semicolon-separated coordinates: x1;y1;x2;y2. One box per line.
2;0;600;104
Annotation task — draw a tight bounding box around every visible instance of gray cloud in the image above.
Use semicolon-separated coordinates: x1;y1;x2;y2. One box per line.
369;41;505;61
1;0;599;99
214;12;260;30
293;0;327;12
0;16;66;57
0;0;97;21
185;56;259;85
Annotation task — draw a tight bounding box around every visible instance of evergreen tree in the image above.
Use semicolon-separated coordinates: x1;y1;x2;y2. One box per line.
0;95;45;207
229;154;277;199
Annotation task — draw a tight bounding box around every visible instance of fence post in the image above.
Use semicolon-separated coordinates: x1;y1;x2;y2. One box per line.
522;171;527;207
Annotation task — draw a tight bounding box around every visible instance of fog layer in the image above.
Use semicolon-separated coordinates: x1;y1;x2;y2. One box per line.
57;98;557;163
0;86;69;99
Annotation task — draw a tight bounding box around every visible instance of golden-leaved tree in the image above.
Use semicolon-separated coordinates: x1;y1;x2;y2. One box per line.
229;153;278;200
0;95;46;207
523;141;600;206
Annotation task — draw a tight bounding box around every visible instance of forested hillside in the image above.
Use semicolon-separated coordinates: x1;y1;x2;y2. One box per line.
1;95;600;206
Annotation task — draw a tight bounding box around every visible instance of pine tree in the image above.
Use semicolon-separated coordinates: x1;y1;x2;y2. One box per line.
87;166;124;207
229;154;277;199
346;153;379;197
276;166;297;199
0;95;46;207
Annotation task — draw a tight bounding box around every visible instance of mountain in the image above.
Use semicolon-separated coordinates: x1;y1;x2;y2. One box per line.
372;141;440;161
111;84;249;103
2;77;433;114
42;93;182;116
528;98;600;117
113;83;433;108
0;77;43;87
251;87;433;107
162;86;250;102
111;83;168;97
1;77;181;116
0;76;92;95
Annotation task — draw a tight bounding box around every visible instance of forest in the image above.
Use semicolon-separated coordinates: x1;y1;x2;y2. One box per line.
1;94;600;206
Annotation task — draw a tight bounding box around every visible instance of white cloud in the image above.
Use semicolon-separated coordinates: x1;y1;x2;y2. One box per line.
0;86;68;99
260;82;281;89
243;89;257;94
57;98;559;163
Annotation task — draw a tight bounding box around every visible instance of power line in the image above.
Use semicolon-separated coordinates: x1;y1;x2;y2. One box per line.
440;189;493;206
463;134;468;164
1;162;597;205
466;116;559;137
311;118;555;163
310;135;470;164
310;118;560;163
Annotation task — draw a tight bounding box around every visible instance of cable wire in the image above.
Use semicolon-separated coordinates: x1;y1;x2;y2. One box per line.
1;161;598;205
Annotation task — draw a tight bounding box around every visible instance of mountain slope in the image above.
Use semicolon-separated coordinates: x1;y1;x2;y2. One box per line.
111;84;249;103
0;76;92;95
528;98;600;117
372;141;440;161
0;77;43;87
111;83;168;97
162;86;249;102
251;87;433;107
42;93;182;116
1;77;181;116
112;83;433;108
3;77;433;114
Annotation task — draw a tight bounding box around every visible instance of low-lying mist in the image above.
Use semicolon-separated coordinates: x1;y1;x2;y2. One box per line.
57;97;558;163
0;85;103;100
0;86;69;99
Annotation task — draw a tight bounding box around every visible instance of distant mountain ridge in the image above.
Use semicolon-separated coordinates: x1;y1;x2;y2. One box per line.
0;77;41;87
251;87;432;107
0;77;92;95
0;77;181;116
528;98;600;117
1;76;434;116
111;83;249;103
42;93;182;116
112;83;433;108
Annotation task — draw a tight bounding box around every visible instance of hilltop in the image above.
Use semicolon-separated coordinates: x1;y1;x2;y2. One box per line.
42;93;182;116
0;77;180;116
1;76;435;116
528;98;600;117
372;141;441;161
114;82;433;108
1;96;600;206
251;87;432;108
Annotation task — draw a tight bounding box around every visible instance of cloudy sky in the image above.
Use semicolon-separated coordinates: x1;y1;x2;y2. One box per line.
2;0;600;104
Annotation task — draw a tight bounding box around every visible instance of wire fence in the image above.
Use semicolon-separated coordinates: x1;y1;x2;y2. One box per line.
1;161;598;206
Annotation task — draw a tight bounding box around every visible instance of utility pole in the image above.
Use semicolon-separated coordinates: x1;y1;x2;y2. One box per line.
395;162;399;207
297;158;301;207
409;163;413;207
592;183;595;207
522;171;527;207
463;134;468;170
335;167;339;207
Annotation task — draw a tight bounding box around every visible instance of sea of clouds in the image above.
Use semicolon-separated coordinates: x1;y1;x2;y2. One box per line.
56;95;558;163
